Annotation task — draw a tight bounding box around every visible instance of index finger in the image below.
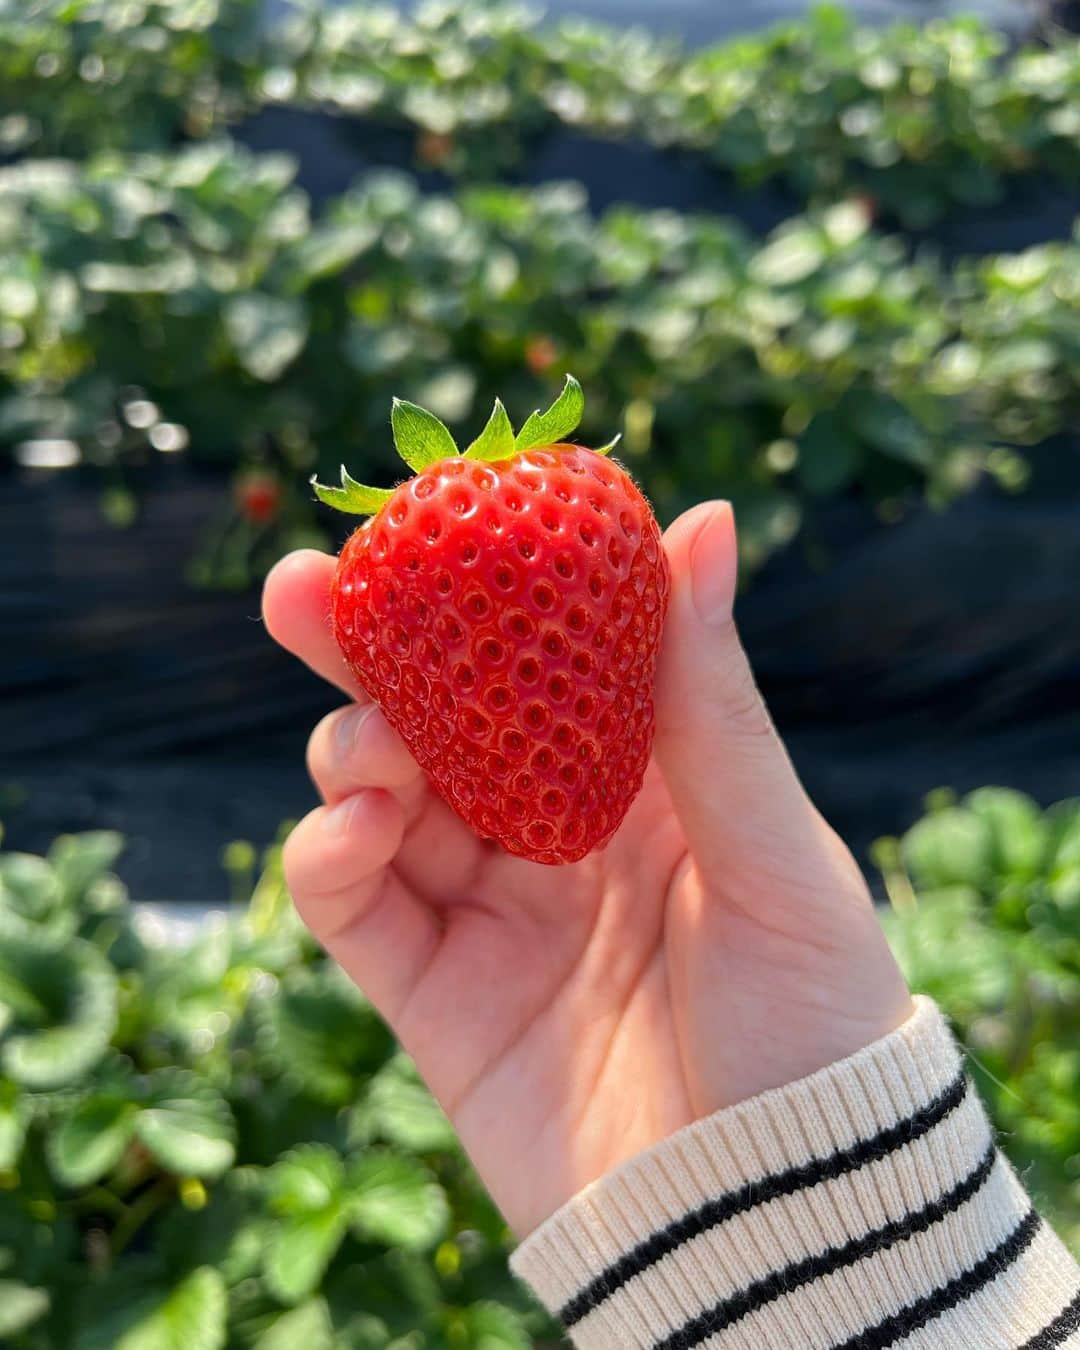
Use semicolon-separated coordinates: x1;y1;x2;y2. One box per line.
262;549;370;704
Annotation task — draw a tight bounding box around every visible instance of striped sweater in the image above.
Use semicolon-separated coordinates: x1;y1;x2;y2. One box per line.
511;998;1080;1349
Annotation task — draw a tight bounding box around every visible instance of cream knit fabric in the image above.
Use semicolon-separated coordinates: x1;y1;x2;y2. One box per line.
511;997;1080;1349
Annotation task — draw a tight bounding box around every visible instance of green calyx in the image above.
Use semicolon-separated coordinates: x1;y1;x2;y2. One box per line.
311;374;619;516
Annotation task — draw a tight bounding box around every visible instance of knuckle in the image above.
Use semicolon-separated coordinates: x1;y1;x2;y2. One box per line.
718;666;774;740
308;704;367;781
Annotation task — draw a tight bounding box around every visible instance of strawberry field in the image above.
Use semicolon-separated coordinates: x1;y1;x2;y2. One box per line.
0;793;1077;1345
1;2;1078;587
1;1;1078;1345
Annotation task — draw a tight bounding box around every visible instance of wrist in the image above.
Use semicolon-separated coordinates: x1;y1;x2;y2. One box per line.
512;998;1077;1350
677;887;914;1127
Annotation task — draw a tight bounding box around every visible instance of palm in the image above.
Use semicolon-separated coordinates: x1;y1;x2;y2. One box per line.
350;755;891;1234
374;763;689;1233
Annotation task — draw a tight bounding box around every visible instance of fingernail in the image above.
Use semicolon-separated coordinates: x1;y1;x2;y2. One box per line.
334;703;374;763
324;794;364;836
688;501;737;628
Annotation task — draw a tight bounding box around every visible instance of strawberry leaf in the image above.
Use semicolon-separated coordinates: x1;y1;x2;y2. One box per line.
254;968;394;1105
251;1299;333;1350
265;1146;348;1304
464;399;515;462
593;433;622;457
134;1069;236;1179
0;1083;27;1169
514;374;584;452
73;1265;227;1350
0;854;61;924
346;1152;448;1250
0;1280;49;1338
265;1208;346;1306
391;398;459;471
310;467;393;517
48;1090;138;1187
225;294;309;383
48;831;124;906
348;1055;458;1154
0;912;117;1089
452;1301;531;1348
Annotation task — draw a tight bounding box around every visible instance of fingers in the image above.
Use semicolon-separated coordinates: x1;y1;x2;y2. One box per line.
653;502;860;900
262;549;368;703
267;549;490;906
307;704;422;804
305;701;493;906
283;788;441;1020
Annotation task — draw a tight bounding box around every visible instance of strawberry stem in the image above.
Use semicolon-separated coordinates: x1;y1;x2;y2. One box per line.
312;373;602;516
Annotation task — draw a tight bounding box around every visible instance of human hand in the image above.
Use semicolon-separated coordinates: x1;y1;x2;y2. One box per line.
262;501;912;1237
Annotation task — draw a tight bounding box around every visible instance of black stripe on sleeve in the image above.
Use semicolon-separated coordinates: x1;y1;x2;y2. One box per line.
559;1068;968;1327
1019;1288;1080;1350
832;1208;1041;1350
650;1138;998;1350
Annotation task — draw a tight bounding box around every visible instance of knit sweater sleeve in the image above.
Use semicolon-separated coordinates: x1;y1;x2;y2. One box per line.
510;997;1080;1350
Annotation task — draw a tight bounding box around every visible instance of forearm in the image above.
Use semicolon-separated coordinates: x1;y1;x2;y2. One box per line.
512;999;1080;1349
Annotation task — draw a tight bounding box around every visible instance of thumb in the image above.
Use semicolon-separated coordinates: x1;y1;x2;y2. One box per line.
653;501;848;893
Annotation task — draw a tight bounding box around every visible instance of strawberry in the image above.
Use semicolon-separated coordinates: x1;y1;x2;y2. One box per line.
236;470;281;525
416;131;455;168
313;376;670;865
524;335;559;375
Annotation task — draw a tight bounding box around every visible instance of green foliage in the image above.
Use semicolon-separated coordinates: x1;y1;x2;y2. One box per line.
3;3;1079;228
0;0;262;156
277;5;1080;226
1;806;1077;1344
0;2;1077;587
0;831;554;1348
878;788;1080;1254
2;143;1073;581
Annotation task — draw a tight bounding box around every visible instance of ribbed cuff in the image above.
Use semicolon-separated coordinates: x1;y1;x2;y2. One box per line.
511;997;1080;1349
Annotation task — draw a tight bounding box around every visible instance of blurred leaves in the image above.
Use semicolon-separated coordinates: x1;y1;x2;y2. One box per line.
10;2;1072;228
134;1070;236;1180
350;1056;458;1155
0;4;1078;587
879;788;1080;1253
2;146;1076;586
224;295;309;383
0;914;117;1089
73;1265;228;1350
0;1278;50;1339
0;803;1076;1348
0;827;554;1349
48;1089;138;1188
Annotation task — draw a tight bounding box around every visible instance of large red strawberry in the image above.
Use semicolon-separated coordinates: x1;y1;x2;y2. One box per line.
313;376;670;865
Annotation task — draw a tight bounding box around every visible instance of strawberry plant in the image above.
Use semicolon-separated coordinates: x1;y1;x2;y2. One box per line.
0;828;557;1348
2;144;1070;588
0;791;1077;1346
3;3;1078;228
876;788;1080;1255
1;5;1077;592
0;0;262;156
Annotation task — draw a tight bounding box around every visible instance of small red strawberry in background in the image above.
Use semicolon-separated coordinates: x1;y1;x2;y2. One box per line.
524;335;559;375
235;470;281;525
312;376;670;865
416;130;455;168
